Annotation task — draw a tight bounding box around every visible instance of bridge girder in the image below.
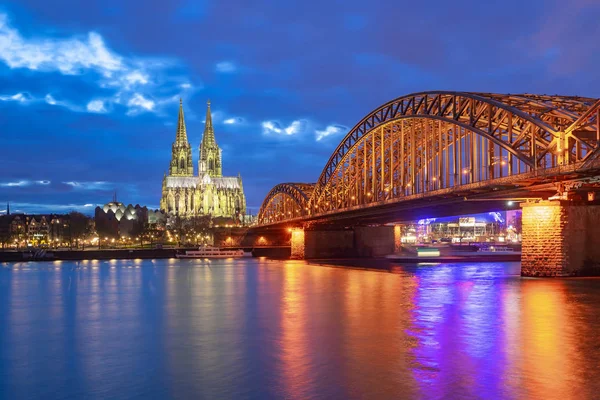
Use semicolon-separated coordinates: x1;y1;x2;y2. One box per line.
257;91;600;226
257;183;315;225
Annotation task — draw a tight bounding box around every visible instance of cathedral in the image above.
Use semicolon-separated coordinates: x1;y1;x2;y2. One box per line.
160;100;246;220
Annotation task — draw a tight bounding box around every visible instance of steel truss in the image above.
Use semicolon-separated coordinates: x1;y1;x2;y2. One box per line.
258;91;600;225
257;183;314;224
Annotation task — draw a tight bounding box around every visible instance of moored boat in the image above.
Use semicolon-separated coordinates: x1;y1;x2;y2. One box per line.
176;246;246;259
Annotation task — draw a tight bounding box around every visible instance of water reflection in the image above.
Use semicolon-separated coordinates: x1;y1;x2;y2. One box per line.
0;260;600;399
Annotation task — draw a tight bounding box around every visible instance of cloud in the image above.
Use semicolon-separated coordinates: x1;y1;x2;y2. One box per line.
44;94;57;105
0;92;86;112
0;12;195;116
127;93;155;114
316;124;347;141
261;119;346;141
1;202;101;215
63;181;111;190
215;61;236;73
0;180;30;187
0;180;52;187
0;14;122;76
87;99;107;113
0;92;31;102
45;94;83;112
123;70;149;86
223;117;244;124
261;120;307;136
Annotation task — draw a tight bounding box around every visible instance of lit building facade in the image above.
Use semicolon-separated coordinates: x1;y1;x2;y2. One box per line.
397;211;522;244
0;213;80;247
94;199;156;237
160;100;246;220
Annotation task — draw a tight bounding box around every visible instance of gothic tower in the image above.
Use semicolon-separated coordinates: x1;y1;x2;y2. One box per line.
169;99;194;176
199;100;222;177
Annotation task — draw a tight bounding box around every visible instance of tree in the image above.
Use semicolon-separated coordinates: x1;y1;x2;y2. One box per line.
69;211;91;249
0;229;11;249
189;215;212;245
169;216;185;247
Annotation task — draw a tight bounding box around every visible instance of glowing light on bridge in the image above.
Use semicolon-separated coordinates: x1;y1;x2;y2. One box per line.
257;92;600;226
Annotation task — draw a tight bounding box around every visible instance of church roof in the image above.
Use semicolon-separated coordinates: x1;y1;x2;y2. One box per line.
212;177;241;189
165;176;199;188
165;175;241;190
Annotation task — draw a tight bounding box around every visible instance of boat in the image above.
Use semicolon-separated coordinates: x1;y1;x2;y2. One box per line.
176;246;246;259
477;245;516;254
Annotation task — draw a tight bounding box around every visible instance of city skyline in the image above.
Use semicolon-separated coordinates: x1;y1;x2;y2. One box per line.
1;1;600;214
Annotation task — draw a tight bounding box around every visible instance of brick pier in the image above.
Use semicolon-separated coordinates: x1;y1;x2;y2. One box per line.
521;201;600;276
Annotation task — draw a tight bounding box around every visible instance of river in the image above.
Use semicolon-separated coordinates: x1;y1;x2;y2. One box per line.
1;258;599;399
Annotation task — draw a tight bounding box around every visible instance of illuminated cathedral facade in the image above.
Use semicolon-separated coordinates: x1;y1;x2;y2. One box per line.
160;100;246;220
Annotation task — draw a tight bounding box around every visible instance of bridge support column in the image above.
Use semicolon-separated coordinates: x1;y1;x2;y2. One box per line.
304;229;355;259
354;226;395;257
288;226;396;259
394;225;403;254
290;228;305;259
521;201;600;276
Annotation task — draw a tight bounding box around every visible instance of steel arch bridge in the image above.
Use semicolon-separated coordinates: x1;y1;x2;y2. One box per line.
257;183;315;224
257;91;600;226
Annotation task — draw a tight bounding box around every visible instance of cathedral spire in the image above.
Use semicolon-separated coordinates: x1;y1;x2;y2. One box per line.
202;100;216;147
168;100;193;176
176;98;189;145
199;99;222;178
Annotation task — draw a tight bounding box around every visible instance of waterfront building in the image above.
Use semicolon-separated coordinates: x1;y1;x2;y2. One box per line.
159;100;246;221
95;198;148;237
94;196;167;238
0;213;80;247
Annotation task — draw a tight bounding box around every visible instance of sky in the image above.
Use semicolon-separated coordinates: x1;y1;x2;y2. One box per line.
1;0;600;215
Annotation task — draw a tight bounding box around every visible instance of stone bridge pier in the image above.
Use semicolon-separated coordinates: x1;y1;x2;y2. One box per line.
290;225;399;259
521;200;600;276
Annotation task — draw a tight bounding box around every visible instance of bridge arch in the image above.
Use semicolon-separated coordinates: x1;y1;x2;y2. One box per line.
257;183;315;225
308;91;600;212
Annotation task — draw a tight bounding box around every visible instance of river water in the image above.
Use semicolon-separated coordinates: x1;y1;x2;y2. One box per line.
1;258;599;399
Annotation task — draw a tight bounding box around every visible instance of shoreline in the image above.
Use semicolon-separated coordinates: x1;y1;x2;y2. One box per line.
1;248;521;264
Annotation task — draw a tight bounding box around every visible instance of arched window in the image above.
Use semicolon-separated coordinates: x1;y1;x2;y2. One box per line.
209;159;214;171
180;158;185;169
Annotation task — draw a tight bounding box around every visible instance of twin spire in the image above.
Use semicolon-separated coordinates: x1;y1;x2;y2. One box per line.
175;98;188;145
175;99;217;148
202;100;217;147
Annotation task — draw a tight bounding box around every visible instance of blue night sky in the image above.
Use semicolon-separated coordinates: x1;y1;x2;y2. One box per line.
1;0;599;215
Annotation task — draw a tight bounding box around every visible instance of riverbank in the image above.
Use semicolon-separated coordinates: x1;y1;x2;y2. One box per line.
0;248;521;263
0;248;181;262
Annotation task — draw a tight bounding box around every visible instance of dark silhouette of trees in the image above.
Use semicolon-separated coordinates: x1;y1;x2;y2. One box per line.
68;211;91;249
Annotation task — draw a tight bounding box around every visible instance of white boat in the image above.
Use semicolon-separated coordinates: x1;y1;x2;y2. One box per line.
176;246;246;259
